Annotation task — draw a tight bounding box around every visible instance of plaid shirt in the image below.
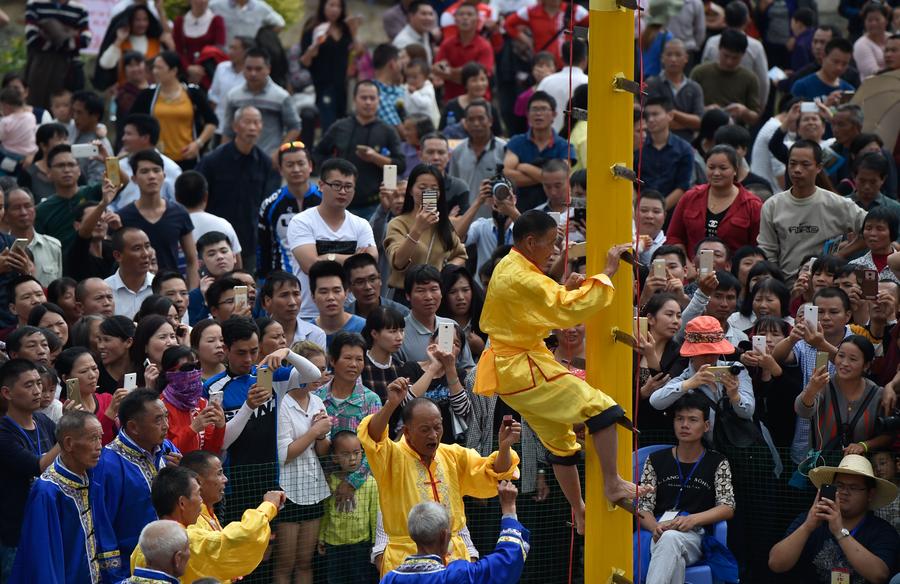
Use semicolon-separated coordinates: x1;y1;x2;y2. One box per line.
361;351;404;404
373;80;406;127
314;379;382;489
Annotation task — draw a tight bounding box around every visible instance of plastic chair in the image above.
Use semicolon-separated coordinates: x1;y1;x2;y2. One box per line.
633;444;729;584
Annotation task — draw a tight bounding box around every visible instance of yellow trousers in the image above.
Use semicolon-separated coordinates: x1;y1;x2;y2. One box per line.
499;367;620;458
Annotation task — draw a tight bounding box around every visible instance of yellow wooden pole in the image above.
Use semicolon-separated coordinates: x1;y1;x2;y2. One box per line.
584;1;635;582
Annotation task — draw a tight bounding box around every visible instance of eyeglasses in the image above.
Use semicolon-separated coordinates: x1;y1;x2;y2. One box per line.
279;141;306;152
833;482;869;494
529;106;553;114
351;275;381;288
322;180;355;193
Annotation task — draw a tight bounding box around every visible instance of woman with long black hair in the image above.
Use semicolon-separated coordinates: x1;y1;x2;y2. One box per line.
384;164;467;300
437;265;486;359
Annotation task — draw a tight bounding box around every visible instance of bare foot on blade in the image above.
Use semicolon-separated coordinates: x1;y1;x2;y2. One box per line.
605;475;651;507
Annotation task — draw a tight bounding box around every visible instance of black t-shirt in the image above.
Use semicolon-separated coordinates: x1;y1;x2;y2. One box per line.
118;201;193;272
783;511;900;583
649;447;728;515
65;234;117;282
0;413;57;546
97;363;121;395
706;207;728;237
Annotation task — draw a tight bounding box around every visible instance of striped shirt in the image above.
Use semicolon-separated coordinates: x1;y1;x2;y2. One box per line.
25;0;91;52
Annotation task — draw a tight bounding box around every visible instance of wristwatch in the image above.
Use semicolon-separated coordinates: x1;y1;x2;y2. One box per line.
327;253;336;261
837;528;851;540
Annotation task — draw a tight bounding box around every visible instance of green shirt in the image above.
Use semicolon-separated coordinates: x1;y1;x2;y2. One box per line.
34;183;102;255
690;62;760;114
319;473;379;546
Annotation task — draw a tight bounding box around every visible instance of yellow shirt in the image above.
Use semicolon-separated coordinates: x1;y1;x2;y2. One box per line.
475;249;615;396
357;414;519;575
153;88;195;161
570;121;587;172
130;502;277;583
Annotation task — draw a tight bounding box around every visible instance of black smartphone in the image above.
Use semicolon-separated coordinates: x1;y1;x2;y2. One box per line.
820;483;837;502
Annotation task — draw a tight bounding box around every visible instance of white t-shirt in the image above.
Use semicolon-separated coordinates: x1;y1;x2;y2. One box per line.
286;207;376;318
189;211;243;255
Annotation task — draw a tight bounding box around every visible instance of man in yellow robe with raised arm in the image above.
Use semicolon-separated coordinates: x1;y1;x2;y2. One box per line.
131;464;284;583
358;378;521;576
475;209;648;534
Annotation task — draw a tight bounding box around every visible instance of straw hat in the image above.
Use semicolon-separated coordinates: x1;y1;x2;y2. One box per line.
679;316;735;357
808;454;899;509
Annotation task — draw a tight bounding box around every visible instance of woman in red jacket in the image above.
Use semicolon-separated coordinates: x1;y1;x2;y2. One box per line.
666;144;763;260
160;345;225;455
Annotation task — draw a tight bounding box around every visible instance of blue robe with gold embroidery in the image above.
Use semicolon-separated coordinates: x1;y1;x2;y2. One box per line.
380;517;530;584
10;458;125;583
93;431;180;560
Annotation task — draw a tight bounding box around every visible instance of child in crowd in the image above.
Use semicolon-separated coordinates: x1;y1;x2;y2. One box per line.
403;60;440;129
871;450;900;532
36;363;62;423
0;87;38;172
514;52;556;123
49;89;75;138
318;430;379;584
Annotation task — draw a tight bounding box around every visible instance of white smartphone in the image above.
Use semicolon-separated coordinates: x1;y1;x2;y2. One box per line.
800;101;818;113
699;249;715;275
383;164;398;190
71;143;99;158
233;286;248;310
11;238;28;253
803;304;819;331
123;372;137;391
209;392;224;406
752;335;767;354
437;322;454;353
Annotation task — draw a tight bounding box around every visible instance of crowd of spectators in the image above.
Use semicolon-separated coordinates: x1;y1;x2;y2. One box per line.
1;0;900;581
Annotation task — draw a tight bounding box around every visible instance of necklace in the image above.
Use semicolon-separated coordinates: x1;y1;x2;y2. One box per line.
160;85;183;103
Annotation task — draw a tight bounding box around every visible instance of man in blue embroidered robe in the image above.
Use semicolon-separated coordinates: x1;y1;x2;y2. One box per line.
94;389;182;559
11;411;126;583
381;480;529;584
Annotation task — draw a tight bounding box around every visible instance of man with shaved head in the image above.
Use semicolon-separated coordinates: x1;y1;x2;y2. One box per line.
359;377;521;576
197;104;279;270
123;520;190;583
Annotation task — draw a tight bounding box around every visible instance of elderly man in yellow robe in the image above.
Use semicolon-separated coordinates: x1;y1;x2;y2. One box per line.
358;377;521;576
475;209;649;535
131;464;285;583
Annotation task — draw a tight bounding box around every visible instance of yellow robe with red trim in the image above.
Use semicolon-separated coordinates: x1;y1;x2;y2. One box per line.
357;414;520;576
130;502;276;583
475;248;620;457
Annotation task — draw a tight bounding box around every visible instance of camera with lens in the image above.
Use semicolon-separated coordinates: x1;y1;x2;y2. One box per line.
489;164;514;201
876;410;900;434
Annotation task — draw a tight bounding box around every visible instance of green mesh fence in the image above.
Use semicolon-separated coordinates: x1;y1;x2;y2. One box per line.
212;437;823;584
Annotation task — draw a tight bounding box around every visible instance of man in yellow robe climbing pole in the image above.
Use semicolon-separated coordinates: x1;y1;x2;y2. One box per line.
476;0;637;580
